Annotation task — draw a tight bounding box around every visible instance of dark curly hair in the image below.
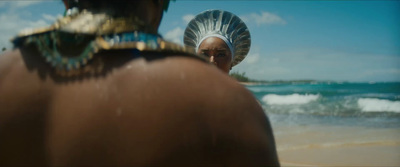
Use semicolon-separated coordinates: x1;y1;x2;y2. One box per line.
63;0;171;12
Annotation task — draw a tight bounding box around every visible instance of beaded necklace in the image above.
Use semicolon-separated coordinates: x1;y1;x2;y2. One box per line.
12;10;204;76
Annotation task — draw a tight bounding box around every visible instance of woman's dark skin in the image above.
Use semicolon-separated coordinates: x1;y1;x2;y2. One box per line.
198;37;232;73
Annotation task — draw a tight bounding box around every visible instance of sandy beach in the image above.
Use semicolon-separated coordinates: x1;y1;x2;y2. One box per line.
274;125;400;166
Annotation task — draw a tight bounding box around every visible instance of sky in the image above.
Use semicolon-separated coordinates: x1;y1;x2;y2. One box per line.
0;1;399;82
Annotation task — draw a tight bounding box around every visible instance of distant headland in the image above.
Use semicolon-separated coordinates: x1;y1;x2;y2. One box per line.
230;71;324;85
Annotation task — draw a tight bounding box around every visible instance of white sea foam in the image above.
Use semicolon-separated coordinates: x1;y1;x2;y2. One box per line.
357;98;400;113
262;94;320;105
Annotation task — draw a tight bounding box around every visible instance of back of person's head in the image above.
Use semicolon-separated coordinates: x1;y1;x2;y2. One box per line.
63;0;170;17
62;0;171;32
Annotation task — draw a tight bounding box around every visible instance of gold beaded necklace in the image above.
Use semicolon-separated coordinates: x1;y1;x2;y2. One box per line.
12;10;205;76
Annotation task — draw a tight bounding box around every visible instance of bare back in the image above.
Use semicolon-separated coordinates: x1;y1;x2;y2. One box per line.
0;45;279;166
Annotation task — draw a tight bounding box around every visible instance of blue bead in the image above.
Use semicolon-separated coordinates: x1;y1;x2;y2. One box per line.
131;49;140;56
138;33;147;42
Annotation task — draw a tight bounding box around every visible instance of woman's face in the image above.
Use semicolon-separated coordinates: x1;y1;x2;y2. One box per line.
197;37;232;73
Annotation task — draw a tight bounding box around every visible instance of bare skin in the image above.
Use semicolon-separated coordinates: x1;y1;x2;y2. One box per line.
0;1;280;166
198;37;232;73
0;46;279;166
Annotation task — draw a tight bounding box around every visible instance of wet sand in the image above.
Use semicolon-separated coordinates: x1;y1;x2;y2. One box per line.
273;125;400;166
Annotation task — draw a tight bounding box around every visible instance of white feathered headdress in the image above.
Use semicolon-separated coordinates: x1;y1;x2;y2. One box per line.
184;9;251;67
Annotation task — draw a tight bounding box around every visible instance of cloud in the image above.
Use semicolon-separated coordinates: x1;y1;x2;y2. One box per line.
245;53;260;64
241;11;286;26
0;1;42;9
42;14;62;22
0;1;54;49
12;1;42;8
0;12;56;49
164;27;184;44
182;14;195;24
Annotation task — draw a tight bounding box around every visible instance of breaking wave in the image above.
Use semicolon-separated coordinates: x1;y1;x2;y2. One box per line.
262;94;320;105
358;98;400;113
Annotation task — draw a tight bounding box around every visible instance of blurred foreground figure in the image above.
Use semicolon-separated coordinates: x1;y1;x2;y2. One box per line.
0;0;279;166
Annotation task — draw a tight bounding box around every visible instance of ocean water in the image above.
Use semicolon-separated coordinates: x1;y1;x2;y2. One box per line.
246;82;400;165
245;82;400;128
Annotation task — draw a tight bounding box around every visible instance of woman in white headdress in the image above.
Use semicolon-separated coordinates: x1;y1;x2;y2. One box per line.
184;9;251;73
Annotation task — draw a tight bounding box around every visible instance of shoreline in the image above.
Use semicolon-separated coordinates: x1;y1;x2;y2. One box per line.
239;82;262;86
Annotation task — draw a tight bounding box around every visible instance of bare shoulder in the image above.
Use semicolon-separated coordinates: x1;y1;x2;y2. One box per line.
112;56;280;165
0;46;49;120
114;55;259;111
0;49;22;77
0;46;44;81
0;47;52;165
108;55;263;124
0;51;279;166
0;48;32;107
163;57;280;166
114;55;269;129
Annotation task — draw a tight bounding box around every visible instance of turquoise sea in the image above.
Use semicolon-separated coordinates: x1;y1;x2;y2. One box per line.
246;82;400;165
246;82;400;128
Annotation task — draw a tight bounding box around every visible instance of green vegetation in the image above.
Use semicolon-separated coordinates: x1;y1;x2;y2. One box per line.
230;71;325;84
229;71;250;82
2;47;5;52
